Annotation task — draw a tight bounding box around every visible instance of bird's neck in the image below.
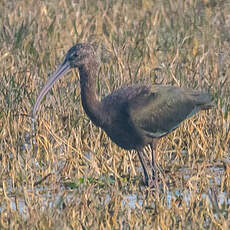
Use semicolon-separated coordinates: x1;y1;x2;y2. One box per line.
79;62;103;127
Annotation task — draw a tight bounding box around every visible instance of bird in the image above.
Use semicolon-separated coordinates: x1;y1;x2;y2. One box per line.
33;43;213;187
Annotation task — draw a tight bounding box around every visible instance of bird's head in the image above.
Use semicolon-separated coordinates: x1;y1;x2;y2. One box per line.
32;43;96;118
64;43;96;68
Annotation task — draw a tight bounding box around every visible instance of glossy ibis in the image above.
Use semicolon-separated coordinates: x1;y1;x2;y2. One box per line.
33;43;213;187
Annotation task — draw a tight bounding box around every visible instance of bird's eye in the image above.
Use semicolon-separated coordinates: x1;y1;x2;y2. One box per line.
67;52;77;63
70;52;76;59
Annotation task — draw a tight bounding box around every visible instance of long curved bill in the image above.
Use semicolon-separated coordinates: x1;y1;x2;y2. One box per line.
33;61;71;118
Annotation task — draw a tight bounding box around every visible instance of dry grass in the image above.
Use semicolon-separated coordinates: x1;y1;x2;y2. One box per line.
0;0;229;229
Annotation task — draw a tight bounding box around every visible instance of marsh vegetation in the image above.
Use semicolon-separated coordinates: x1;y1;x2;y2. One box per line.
0;0;229;229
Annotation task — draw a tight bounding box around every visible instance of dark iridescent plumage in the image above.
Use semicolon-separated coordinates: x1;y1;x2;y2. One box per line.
33;43;213;187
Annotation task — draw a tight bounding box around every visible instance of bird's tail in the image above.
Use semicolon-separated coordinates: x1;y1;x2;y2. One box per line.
193;91;214;110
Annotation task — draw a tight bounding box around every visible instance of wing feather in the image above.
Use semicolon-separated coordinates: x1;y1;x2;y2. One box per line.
127;85;212;138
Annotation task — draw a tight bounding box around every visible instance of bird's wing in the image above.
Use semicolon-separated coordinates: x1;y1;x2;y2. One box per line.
127;85;212;138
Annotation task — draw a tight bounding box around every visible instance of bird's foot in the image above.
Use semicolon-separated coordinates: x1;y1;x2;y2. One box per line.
146;177;159;190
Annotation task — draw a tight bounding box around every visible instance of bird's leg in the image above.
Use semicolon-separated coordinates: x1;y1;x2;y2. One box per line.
150;140;158;178
149;140;159;189
150;140;168;191
137;150;151;186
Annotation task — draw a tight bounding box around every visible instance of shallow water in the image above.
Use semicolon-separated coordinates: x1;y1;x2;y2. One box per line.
2;165;228;219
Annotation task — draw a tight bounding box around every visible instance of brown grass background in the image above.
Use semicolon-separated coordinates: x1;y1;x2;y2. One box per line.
0;0;229;229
